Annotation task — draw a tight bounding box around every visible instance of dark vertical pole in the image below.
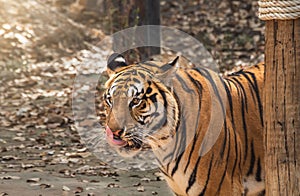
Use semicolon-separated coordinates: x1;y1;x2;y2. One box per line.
135;0;161;60
112;0;161;62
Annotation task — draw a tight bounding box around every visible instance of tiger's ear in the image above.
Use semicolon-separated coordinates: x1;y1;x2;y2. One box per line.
157;56;179;86
168;56;179;67
107;53;128;76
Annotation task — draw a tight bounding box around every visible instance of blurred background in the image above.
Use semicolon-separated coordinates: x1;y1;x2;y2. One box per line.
0;0;264;195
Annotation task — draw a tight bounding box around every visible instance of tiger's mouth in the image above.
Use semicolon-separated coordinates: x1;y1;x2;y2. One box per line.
105;126;127;147
105;126;142;151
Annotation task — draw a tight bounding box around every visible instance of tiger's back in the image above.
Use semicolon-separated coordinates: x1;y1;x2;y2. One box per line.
157;63;265;195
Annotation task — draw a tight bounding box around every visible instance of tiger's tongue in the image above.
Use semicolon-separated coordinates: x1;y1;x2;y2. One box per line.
105;126;127;146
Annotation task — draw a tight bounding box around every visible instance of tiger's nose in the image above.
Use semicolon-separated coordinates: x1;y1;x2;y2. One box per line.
113;129;124;137
106;126;125;139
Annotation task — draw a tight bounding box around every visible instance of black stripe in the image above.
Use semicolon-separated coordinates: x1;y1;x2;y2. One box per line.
133;78;140;83
223;80;239;181
148;89;167;133
240;72;257;105
172;92;181;132
223;80;235;130
226;77;239;176
244;71;264;126
160;63;173;72
141;62;161;69
130;85;139;93
162;84;186;172
114;78;127;83
148;93;158;103
254;64;261;69
138;72;145;79
228;78;248;162
238;141;243;179
149;111;167;132
227;69;244;77
198;154;214;196
231;123;239;181
171;152;184;176
241;97;248;162
220;120;228;159
183;74;203;173
175;75;195;94
186;156;201;193
155;156;164;167
172;115;188;170
193;68;226;117
159;90;168;108
231;77;248;111
162;121;181;164
120;71;132;76
159;166;172;180
161;117;182;170
246;140;255;176
184;135;198;174
216;123;230;194
256;157;262;181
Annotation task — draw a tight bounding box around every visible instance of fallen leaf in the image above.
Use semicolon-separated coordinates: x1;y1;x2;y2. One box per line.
74;187;83;194
13;137;26;142
107;183;119;188
2;155;17;161
133;182;141;187
62;185;71;191
141;177;151;182
137;185;145;192
90;179;100;183
26;178;41;183
77;147;87;152
40;183;52;189
22;163;35;169
0;176;21;180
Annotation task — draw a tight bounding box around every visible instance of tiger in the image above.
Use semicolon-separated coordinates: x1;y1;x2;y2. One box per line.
103;53;265;196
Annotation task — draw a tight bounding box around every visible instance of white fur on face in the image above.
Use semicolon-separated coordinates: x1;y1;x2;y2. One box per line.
114;57;126;63
127;83;144;97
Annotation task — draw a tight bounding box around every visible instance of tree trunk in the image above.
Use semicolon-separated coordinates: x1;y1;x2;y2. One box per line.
264;19;300;195
134;0;160;60
111;0;160;62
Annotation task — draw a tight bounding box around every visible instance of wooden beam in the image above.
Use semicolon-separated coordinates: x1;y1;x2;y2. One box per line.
264;19;300;195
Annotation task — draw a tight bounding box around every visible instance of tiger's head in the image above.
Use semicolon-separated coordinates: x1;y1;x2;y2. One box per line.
103;53;180;157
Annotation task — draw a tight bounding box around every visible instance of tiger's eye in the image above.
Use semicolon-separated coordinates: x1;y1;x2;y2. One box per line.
132;98;140;105
130;98;141;108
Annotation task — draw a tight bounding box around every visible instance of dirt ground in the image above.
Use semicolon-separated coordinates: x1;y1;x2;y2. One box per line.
0;170;172;196
0;0;264;195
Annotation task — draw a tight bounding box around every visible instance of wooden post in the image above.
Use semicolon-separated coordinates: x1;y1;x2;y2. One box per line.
264;19;300;195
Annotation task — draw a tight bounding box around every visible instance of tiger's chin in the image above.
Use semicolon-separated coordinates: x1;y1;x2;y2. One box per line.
114;144;142;158
106;138;141;158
